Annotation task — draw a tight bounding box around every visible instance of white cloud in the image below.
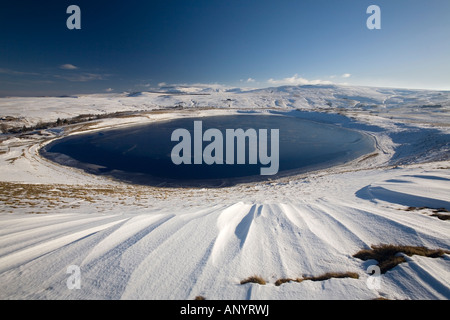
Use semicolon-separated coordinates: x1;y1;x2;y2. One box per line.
59;64;78;70
246;78;255;83
152;82;236;93
267;74;332;86
342;73;351;78
105;88;114;92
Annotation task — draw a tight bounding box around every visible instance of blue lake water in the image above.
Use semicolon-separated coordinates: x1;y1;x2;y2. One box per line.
40;114;375;187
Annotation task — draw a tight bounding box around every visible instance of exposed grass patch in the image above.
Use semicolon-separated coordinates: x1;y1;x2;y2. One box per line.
430;208;450;220
240;275;266;285
302;271;359;282
431;212;450;221
0;180;203;214
404;206;450;221
274;278;299;286
194;296;206;300
353;244;450;274
274;272;359;286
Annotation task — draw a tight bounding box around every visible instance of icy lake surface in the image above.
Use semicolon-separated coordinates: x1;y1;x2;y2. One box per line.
41;114;375;187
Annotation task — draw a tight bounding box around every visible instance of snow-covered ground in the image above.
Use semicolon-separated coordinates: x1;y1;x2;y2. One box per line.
0;84;449;300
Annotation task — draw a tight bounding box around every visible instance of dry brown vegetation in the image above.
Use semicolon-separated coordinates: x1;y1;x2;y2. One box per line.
0;179;232;214
240;275;267;285
302;271;359;282
353;244;450;273
404;206;450;221
0;181;179;214
431;212;450;221
274;271;359;286
241;272;359;287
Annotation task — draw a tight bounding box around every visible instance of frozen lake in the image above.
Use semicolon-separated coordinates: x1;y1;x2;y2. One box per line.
41;114;375;187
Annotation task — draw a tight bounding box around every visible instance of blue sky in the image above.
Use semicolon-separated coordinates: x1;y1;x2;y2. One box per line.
1;0;449;96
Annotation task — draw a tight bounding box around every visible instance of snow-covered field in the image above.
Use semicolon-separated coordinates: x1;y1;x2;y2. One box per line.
0;84;449;300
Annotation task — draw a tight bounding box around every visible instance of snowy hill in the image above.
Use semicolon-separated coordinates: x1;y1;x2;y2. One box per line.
0;84;449;300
